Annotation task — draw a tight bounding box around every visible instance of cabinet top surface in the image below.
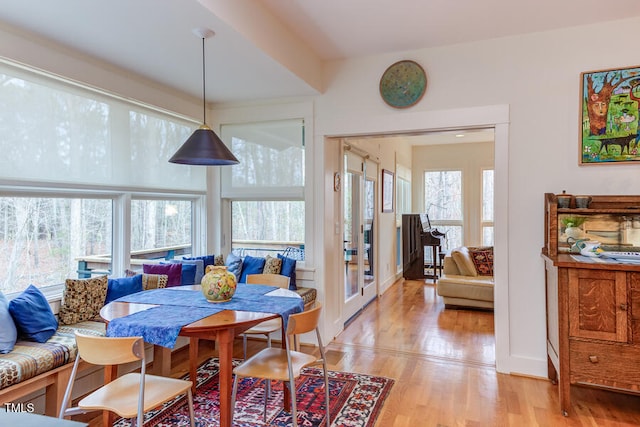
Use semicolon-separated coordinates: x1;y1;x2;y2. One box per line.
543;252;640;271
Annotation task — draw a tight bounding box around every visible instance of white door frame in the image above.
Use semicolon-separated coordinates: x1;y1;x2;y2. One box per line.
318;104;511;374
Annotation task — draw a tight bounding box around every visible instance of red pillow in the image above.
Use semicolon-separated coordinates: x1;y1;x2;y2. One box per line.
468;247;494;276
143;263;182;287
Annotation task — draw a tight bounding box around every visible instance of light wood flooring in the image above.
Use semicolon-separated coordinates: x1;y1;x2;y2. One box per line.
83;277;640;426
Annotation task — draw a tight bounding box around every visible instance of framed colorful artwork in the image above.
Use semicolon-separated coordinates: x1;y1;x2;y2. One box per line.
382;169;394;213
580;65;640;164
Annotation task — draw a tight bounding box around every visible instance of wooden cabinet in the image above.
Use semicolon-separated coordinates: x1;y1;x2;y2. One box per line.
543;193;640;416
567;269;627;342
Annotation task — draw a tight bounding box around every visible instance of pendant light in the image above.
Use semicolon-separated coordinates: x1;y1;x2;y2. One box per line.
169;28;239;166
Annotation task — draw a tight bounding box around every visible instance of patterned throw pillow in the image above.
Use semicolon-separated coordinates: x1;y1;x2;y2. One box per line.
468;246;494;276
58;276;108;325
142;274;168;290
121;270;168;290
263;255;282;274
214;254;225;266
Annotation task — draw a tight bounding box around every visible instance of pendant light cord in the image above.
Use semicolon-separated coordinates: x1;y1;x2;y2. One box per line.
201;37;206;124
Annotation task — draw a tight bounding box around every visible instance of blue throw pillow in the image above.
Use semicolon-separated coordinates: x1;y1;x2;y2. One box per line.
171;259;204;284
8;285;58;343
277;254;297;290
183;255;215;270
0;291;17;353
179;262;197;286
239;255;266;283
106;275;144;304
225;253;243;280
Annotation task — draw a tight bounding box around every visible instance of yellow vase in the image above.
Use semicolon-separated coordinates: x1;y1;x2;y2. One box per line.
201;266;237;303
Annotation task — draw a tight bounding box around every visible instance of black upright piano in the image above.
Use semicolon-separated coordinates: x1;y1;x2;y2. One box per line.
402;214;445;280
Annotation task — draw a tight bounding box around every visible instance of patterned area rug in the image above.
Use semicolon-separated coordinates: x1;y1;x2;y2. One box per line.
114;357;394;427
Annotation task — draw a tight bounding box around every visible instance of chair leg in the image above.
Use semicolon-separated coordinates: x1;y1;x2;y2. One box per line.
243;334;248;360
186;389;195;427
323;362;330;427
263;380;268;423
231;374;240;423
289;379;298;427
265;334;272;398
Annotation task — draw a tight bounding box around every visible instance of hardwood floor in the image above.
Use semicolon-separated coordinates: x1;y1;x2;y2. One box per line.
83;278;640;426
330;278;640;427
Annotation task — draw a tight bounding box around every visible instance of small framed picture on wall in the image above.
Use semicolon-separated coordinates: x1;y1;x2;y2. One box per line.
382;169;394;213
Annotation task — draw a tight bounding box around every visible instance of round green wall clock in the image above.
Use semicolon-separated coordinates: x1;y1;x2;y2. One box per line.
379;60;427;108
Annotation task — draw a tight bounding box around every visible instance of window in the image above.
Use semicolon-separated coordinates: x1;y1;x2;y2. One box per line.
0;197;112;294
482;169;494;246
424;170;463;250
221;119;306;258
130;199;193;267
0;59;205;294
231;201;304;257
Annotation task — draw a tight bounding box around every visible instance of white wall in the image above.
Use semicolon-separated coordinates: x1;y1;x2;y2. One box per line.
314;17;640;376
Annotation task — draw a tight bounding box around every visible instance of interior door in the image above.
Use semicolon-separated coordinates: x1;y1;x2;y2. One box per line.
343;151;377;322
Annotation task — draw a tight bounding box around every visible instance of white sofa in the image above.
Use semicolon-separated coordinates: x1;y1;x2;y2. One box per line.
436;246;494;310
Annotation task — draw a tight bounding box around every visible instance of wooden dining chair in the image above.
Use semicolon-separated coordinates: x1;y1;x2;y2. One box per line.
231;302;330;427
59;332;195;427
242;273;291;359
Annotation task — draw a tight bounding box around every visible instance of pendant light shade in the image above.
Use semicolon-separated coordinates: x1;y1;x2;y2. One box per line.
169;28;239;166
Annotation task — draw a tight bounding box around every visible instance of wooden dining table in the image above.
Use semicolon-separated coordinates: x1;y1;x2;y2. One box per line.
99;284;302;427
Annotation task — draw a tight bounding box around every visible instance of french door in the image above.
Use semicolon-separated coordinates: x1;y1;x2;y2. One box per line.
343;151;377;322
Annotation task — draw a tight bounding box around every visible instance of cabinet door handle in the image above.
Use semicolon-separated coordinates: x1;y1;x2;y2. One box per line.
620;303;628;311
589;355;599;363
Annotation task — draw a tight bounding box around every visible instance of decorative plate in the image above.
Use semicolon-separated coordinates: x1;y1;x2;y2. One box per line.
379;60;427;108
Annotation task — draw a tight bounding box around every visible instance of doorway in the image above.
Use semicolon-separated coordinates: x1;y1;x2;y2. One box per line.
342;149;378;322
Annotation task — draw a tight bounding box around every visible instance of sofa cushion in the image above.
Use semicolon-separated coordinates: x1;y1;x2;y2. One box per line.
0;320;105;390
263;255;282;274
468;246;494;276
239;255;266;283
451;247;478;277
278;254;297;290
175;258;205;284
144;263;182;287
437;275;494;302
225;253;243;279
58;276;108;325
163;261;197;286
8;285;58;343
0;291;17;353
182;255;215;270
125;270;169;290
214;254;225;266
106;275;143;304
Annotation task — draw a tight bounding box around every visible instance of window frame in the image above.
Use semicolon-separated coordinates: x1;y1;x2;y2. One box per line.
213;103;314;266
0;184;205;299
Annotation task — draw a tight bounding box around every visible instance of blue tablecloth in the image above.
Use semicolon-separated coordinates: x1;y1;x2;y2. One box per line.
105;284;304;348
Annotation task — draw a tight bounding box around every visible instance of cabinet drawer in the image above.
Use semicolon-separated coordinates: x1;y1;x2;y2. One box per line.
570;340;640;390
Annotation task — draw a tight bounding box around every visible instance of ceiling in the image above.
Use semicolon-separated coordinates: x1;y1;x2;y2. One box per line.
1;0;640;106
0;1;639;146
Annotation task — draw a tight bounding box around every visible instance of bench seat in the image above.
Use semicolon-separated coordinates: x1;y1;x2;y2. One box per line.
0;320;105;415
294;286;316;309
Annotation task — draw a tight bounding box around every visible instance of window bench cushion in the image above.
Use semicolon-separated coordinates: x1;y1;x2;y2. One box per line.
294;286;316;309
0;320;105;391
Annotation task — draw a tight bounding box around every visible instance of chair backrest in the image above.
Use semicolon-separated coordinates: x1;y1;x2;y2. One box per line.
74;331;145;365
246;273;290;288
286;302;321;336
